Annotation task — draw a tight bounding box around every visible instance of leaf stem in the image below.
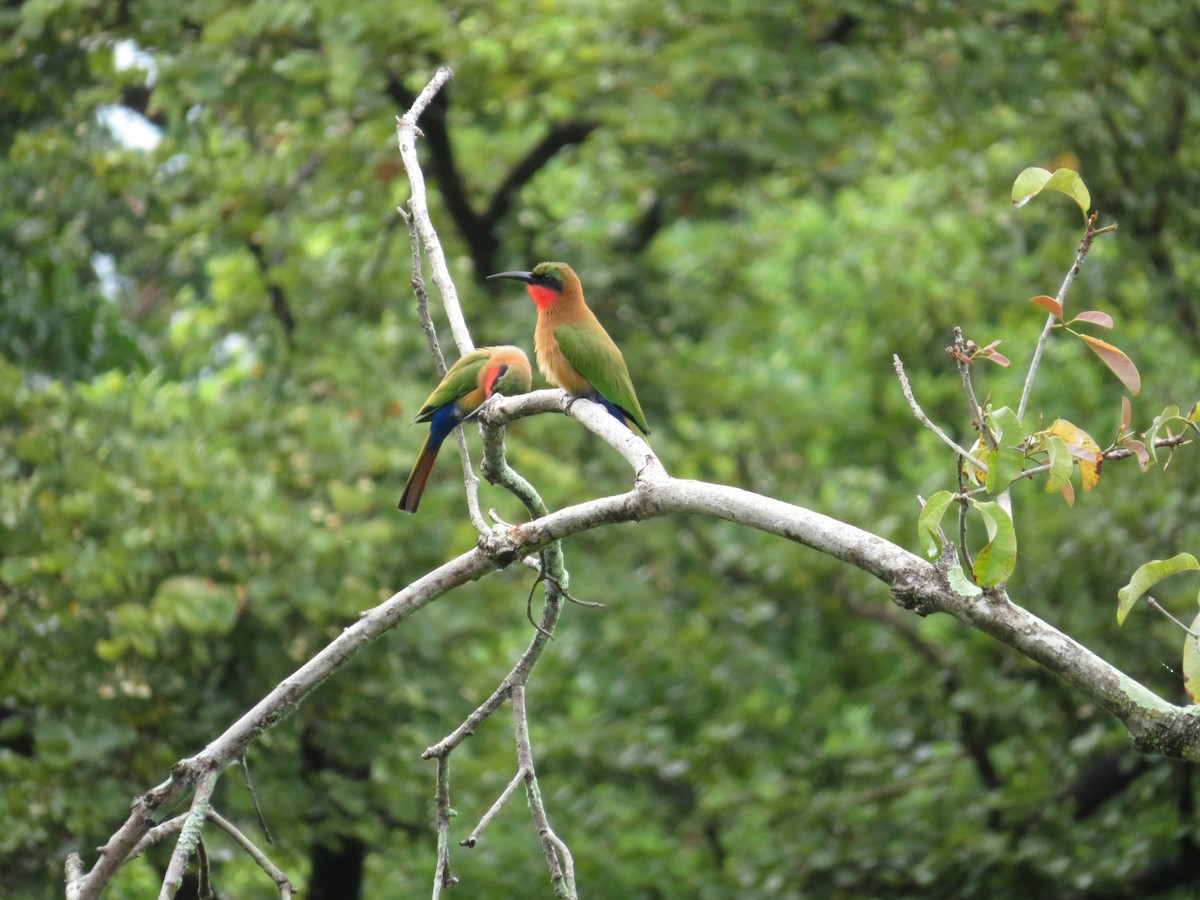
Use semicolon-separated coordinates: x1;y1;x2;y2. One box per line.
1018;213;1109;421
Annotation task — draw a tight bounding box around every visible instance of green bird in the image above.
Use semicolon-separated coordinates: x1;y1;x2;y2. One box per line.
487;262;649;435
398;346;533;513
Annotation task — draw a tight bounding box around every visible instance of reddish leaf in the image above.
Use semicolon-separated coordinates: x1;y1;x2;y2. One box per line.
1059;479;1076;507
1124;439;1150;473
977;344;1010;367
1075;310;1114;328
1030;295;1063;318
1078;334;1142;396
1121;396;1132;431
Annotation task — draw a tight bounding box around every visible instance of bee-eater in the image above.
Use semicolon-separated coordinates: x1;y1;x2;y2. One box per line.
487;262;650;435
398;345;533;513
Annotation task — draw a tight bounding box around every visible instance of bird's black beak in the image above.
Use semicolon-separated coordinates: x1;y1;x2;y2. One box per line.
487;270;536;285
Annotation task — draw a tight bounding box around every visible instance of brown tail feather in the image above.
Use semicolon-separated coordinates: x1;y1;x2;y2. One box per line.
398;436;441;513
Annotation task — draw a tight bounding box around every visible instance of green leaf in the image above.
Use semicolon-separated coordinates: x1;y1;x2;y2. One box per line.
982;408;1025;494
1145;405;1181;463
985;445;1025;495
1183;612;1200;704
918;490;957;558
972;501;1017;587
1116;553;1200;625
1043;435;1073;494
1011;166;1091;217
987;406;1024;443
1076;334;1141;396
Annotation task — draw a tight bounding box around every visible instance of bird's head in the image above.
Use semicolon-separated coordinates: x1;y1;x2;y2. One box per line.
482;346;533;396
487;261;576;311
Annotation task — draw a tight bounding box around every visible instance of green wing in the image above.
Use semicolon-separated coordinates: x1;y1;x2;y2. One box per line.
412;349;490;422
554;324;650;434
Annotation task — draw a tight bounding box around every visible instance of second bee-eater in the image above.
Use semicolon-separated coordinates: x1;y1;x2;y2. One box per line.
398;345;533;513
487;262;650;435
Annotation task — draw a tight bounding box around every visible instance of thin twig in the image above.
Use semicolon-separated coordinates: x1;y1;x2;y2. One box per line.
512;684;577;899
208;810;296;899
893;355;989;473
460;769;526;848
395;66;473;356
955;462;974;574
127;814;188;860
951;327;995;449
1147;597;1200;639
237;755;273;845
196;837;212;900
951;328;1013;519
398;206;446;376
422;574;564;760
525;575;556;637
1018;213;1108;421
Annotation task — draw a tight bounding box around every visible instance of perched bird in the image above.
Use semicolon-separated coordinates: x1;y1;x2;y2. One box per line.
487;262;650;435
398;345;532;513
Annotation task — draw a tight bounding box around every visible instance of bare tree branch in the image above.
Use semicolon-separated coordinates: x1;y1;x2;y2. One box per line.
395;67;473;356
893;354;989;473
207;809;296;899
512;684;576;899
158;769;217;899
460;769;525;849
431;756;457;898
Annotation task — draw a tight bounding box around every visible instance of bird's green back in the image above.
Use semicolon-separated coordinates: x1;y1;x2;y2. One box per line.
412;349;491;422
554;323;650;434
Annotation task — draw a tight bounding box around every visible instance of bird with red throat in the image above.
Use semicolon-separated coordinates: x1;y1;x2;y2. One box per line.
487;262;650;436
398;345;533;513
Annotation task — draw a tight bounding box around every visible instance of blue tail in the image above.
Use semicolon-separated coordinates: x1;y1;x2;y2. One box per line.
398;405;461;513
597;396;638;432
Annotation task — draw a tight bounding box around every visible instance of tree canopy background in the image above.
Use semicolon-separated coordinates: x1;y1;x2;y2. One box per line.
3;1;1200;897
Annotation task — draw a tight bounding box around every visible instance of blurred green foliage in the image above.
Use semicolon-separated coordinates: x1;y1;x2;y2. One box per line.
2;1;1200;897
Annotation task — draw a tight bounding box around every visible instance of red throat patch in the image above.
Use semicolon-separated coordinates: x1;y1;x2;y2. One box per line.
527;285;559;311
483;365;502;395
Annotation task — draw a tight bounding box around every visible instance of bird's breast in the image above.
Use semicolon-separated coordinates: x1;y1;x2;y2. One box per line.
535;318;594;397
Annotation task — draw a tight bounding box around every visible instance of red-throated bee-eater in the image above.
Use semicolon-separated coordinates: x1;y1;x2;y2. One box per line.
487;262;649;435
398;345;533;513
